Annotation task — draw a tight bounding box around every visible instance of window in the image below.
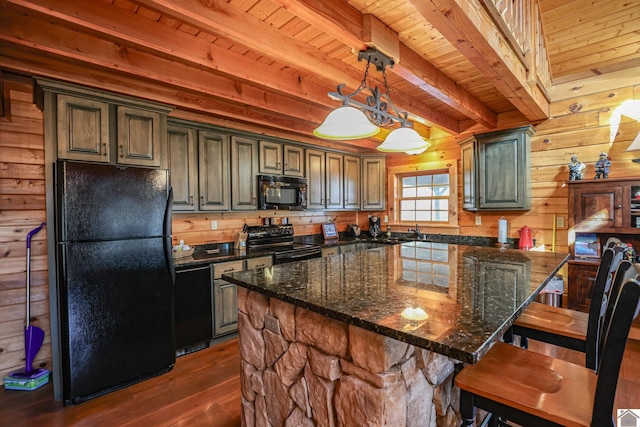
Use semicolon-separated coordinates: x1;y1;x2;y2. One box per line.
398;171;450;223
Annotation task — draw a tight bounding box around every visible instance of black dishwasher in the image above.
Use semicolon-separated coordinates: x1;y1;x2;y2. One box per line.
174;264;213;355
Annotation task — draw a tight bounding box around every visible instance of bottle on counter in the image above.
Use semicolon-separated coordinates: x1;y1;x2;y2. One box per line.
386;226;392;239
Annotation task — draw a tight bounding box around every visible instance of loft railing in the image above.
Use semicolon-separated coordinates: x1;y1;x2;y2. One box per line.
482;0;552;98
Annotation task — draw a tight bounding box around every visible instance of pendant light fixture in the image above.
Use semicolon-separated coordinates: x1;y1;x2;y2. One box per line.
314;48;429;154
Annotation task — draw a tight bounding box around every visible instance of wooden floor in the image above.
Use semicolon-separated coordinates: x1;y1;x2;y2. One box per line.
0;338;241;427
1;337;639;427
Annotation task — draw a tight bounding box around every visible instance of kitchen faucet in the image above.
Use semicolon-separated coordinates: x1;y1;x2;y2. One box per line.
409;224;421;239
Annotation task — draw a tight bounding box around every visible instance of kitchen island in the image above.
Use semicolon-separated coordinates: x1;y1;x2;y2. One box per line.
223;242;568;426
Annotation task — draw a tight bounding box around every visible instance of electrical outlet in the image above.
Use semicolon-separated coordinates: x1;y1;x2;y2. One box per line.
556;216;565;228
384;215;389;223
264;314;281;335
210;220;218;230
475;216;482;225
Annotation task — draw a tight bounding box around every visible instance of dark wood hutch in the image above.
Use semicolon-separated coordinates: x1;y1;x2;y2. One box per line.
567;177;640;312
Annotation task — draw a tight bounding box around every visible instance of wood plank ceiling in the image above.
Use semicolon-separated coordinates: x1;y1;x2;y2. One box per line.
0;0;638;153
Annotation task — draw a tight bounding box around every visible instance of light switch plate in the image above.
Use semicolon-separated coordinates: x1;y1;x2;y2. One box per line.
475;216;482;225
556;216;565;228
210;220;218;230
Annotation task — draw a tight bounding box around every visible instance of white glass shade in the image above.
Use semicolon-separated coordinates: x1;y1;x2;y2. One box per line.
313;106;380;140
405;141;431;155
376;127;430;152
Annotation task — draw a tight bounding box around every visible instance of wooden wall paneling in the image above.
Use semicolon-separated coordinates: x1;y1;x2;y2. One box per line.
0;73;50;382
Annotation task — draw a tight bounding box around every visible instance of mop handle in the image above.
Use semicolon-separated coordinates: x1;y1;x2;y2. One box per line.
25;223;46;327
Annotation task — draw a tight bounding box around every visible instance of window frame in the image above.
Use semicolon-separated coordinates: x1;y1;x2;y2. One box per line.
387;161;458;228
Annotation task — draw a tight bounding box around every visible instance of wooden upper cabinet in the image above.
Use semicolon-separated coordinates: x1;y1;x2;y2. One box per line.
259;140;304;177
325;152;343;210
362;157;385;210
116;106;162;167
56;94;110;162
460;139;477;210
231;136;259;210
283;145;304;177
39;78;171;167
306;149;326;210
198;130;230;211
258;140;282;175
167;124;198;211
343;155;360;210
459;126;534;211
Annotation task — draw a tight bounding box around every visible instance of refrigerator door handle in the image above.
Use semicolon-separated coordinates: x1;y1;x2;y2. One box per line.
164;187;175;284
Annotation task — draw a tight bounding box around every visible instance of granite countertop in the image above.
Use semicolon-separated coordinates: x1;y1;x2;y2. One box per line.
222;241;568;363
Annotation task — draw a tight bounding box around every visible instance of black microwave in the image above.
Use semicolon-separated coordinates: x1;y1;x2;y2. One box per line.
258;175;307;210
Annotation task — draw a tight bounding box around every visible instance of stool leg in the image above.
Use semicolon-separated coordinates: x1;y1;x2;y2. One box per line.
459;389;476;427
520;336;529;349
503;327;513;344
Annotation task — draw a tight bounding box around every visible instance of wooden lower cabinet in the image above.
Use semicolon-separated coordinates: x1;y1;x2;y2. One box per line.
212;260;243;336
567;260;598;312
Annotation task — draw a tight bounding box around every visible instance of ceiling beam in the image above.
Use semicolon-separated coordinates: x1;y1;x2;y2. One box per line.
272;0;496;129
131;0;459;134
408;0;550;122
0;44;379;153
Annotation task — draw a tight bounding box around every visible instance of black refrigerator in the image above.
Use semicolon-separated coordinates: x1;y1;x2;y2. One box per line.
55;160;175;405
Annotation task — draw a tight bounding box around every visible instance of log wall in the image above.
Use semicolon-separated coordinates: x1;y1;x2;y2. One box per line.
0;67;638;385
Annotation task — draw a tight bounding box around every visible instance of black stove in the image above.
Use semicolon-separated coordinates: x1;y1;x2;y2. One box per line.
244;224;322;264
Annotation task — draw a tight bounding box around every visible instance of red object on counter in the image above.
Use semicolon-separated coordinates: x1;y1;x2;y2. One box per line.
518;225;533;250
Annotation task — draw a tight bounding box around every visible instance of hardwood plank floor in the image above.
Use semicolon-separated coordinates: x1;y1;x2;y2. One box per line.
0;338;241;427
1;336;638;426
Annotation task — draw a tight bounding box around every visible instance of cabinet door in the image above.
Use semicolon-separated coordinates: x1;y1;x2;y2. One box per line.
568;262;598;312
325;153;343;209
460;140;477;210
259;140;282;175
362;157;386;210
231;136;259;210
283;145;304;177
116;106;162;167
572;186;623;229
306;149;326;209
214;280;238;336
477;127;531;210
343;155;361;210
213;260;243;336
199;130;230;211
167;125;197;211
56;94;110;162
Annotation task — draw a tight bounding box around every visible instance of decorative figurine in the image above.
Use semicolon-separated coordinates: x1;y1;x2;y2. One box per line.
594;152;611;179
568;155;585;180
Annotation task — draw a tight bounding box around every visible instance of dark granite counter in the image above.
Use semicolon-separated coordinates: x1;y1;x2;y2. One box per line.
223;241;568;363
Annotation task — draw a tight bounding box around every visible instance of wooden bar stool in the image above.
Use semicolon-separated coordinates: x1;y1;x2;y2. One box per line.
455;278;640;427
509;247;630;369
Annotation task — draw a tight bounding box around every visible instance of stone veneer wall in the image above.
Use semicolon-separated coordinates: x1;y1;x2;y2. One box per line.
237;287;477;427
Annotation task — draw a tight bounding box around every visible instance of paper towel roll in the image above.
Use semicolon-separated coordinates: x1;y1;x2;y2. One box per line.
498;218;508;243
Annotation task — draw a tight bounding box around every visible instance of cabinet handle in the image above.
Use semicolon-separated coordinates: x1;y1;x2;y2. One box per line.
223;268;234;272
200;195;204;206
102;143;108;157
119;144;124;158
616;205;622;209
190;195;194;206
255;263;265;267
